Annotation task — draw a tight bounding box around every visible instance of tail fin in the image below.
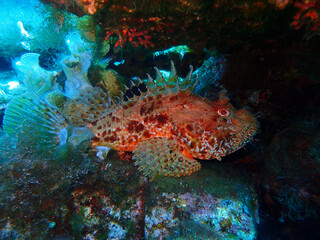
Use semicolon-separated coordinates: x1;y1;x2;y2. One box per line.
3;94;69;150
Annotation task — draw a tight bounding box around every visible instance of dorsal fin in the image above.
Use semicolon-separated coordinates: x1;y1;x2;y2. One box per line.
167;60;179;90
179;65;195;91
120;61;195;107
146;73;159;95
154;67;167;92
144;61;195;95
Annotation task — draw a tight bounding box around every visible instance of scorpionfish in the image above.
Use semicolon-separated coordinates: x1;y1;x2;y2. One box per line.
3;62;258;178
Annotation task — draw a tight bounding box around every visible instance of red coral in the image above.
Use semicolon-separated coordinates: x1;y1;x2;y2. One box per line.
105;28;154;48
292;0;320;33
41;0;106;16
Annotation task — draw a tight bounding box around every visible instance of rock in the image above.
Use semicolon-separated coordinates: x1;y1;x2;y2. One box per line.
40;0;107;16
67;159;258;239
0;146;258;239
145;192;256;239
192;55;226;97
145;163;258;239
262;119;320;221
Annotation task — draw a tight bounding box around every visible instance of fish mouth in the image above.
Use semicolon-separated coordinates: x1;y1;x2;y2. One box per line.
243;122;258;142
232;110;259;150
236;116;258;149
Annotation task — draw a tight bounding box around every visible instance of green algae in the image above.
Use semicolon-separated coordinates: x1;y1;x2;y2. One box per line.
71;207;86;239
148;161;254;203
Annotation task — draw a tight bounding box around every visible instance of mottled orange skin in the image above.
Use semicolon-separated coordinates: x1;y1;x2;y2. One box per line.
90;92;258;160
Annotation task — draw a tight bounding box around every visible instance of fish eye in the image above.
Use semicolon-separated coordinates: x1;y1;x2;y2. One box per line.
217;109;230;117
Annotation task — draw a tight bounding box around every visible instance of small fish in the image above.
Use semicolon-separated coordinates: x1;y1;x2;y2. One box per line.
113;59;125;66
3;61;258;178
153;45;191;60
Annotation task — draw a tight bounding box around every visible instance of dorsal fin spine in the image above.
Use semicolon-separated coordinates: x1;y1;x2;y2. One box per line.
119;62;195;107
142;62;195;96
130;80;136;87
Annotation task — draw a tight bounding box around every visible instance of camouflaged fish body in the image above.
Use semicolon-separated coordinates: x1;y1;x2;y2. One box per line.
63;61;258;177
3;61;258;178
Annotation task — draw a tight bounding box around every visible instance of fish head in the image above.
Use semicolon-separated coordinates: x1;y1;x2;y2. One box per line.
171;93;258;160
207;96;259;159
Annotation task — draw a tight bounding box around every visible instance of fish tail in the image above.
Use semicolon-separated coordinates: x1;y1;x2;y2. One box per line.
3;94;69;150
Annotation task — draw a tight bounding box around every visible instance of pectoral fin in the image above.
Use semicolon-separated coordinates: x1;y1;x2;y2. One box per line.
133;137;201;178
